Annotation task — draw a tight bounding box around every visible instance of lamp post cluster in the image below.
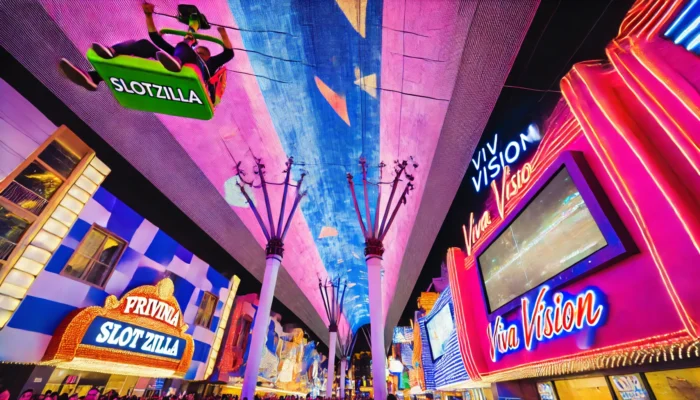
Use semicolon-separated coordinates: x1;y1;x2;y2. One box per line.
319;278;348;398
239;157;307;400
346;157;416;400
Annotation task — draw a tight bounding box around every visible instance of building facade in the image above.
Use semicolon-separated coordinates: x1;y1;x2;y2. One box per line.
448;1;700;399
0;78;239;396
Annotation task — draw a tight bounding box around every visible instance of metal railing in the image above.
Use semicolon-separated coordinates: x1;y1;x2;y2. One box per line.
1;181;49;215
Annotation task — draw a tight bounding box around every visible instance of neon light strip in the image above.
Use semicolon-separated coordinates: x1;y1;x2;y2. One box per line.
562;71;697;338
673;15;700;44
665;0;697;36
447;248;481;380
481;330;688;376
607;41;700;177
647;0;686;40
575;65;700;255
630;44;700;126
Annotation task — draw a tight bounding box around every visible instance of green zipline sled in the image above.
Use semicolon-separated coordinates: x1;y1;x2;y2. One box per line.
87;29;227;120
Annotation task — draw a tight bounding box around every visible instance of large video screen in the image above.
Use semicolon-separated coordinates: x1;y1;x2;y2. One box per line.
478;167;607;312
426;304;454;361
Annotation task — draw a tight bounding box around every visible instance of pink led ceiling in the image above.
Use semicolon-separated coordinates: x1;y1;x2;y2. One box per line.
0;0;538;342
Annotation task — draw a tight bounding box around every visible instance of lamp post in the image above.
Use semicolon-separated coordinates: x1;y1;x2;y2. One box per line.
346;158;415;400
319;278;348;398
339;330;358;399
239;157;307;400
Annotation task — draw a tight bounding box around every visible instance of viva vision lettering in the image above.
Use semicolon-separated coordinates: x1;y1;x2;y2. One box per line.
470;124;542;193
109;78;203;104
487;286;607;361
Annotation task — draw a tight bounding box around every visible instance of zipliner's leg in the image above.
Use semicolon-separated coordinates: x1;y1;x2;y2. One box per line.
60;39;158;91
111;39;159;59
157;42;199;73
156;43;215;102
59;59;98;91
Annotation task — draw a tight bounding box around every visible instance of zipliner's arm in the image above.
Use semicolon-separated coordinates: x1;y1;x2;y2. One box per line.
143;2;175;55
207;27;235;72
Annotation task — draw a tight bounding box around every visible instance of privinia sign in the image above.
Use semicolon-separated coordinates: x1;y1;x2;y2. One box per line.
487;286;607;361
42;278;194;376
469;124;542;193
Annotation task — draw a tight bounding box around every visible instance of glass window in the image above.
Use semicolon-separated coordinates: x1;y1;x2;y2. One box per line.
63;225;126;287
554;376;613;400
39;140;81;178
2;161;63;215
538;381;559;400
645;367;700;399
0;205;31;261
194;292;218;328
609;374;651;399
13;161;63;200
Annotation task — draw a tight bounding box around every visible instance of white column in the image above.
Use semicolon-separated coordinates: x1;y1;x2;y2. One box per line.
340;358;347;399
366;255;387;400
242;254;282;400
327;331;337;397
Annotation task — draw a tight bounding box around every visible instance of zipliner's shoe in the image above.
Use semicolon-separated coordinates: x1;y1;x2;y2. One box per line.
156;51;182;73
91;43;115;59
58;58;97;91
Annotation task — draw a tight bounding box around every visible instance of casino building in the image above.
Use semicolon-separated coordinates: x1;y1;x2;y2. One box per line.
443;1;700;399
0;79;239;397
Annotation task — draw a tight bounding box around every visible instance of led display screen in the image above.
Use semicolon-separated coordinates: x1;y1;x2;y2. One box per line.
478;167;607;312
425;304;454;361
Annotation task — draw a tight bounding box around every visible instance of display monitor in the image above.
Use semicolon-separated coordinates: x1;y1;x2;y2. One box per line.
478;166;607;312
426;303;454;361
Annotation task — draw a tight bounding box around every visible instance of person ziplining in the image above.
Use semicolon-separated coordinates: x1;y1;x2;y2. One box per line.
58;3;234;120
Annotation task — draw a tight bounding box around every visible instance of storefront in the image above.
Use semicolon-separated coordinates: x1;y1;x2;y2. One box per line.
0;86;240;397
43;278;193;373
446;1;700;399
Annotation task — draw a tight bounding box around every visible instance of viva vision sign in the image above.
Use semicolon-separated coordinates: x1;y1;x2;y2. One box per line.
487;286;608;362
470;124;542;193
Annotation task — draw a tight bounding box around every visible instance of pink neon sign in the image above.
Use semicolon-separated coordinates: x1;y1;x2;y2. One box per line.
487;285;607;362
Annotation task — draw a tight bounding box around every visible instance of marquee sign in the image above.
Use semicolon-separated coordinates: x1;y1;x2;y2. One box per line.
42;278;194;377
487;286;607;361
469;123;542;193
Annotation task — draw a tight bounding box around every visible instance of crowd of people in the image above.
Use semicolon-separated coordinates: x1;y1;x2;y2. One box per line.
0;387;399;400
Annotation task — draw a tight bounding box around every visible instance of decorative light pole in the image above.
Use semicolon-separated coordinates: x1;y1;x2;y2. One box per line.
339;329;358;399
347;158;415;400
239;157;307;400
319;277;348;398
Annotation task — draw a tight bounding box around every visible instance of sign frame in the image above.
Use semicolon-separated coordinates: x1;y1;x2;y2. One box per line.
42;278;194;377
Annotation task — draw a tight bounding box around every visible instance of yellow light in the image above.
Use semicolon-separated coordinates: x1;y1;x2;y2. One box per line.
0;282;28;298
52;205;78;227
49;358;178;378
90;157;111;175
0;294;21;311
43;218;70;239
75;176;98;194
60;195;84;215
203;275;240;380
31;230;62;252
5;269;35;289
83;165;105;185
224;384;306;397
22;245;52;265
0;309;11;328
14;257;44;275
68;185;91;204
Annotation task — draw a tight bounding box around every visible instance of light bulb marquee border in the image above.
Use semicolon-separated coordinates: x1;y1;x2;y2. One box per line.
41;278;194;377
